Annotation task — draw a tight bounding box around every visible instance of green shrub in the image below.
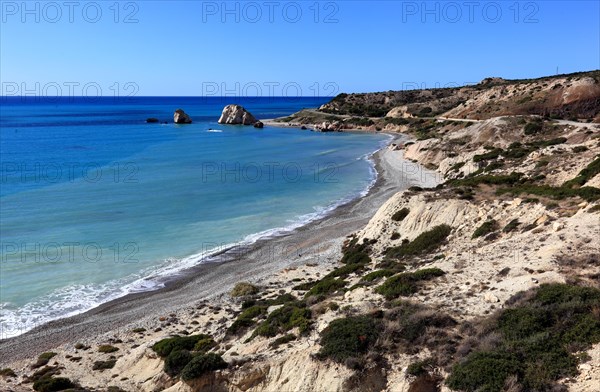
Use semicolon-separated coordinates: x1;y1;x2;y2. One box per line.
341;237;372;264
449;172;523;187
152;334;212;357
164;350;193;377
0;368;16;378
92;359;117;371
391;207;410;221
503;219;520;233
292;281;316;291
267;293;297;305
33;377;76;392
361;269;394;282
450;162;466;172
252;302;311;338
563;157;600;188
573;146;588;153
524;121;543;135
385;225;451;259
497;184;600;202
98;345;119;353
473;148;503;162
411;268;446;280
447;283;600;391
269;333;297;348
180;354;227;381
32;352;57;368
193;337;216;353
227;305;267;335
447;351;521;392
317;316;379;363
472;220;499;239
305;278;346;298
406;359;433;377
230;282;259;297
324;263;366;279
375;268;445;299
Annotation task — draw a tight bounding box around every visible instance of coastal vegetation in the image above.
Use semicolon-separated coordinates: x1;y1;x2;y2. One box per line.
230;282;259;297
375;268;446;299
472;220;499;239
391;207;410;221
447;284;600;391
384;224;452;259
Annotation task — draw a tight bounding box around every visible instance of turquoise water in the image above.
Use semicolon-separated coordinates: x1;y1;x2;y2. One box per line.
0;97;389;338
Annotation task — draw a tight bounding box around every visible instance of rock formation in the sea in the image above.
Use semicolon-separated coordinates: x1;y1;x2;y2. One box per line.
174;109;192;124
218;105;258;125
253;121;264;129
146;117;159;123
315;121;343;132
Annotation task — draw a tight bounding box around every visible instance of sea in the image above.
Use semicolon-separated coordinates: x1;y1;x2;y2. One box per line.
0;96;390;339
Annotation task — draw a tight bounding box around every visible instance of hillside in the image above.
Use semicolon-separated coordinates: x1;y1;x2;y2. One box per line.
1;72;600;392
273;70;600;133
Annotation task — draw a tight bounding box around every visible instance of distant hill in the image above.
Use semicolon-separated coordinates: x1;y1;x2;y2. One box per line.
318;70;600;122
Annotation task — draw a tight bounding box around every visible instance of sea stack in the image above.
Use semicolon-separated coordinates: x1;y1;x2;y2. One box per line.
174;109;192;124
218;105;259;125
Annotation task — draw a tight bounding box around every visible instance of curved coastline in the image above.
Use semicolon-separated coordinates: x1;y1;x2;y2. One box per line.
0;130;437;363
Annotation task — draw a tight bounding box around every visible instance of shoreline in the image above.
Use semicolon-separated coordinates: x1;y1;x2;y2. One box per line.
0;130;437;365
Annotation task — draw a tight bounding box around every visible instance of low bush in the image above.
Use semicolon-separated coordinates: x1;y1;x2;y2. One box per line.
227;305;267;335
385;225;451;259
361;269;394;282
0;368;16;378
305;278;346;298
316;316;379;363
472;220;499;239
503;219;520;233
375;268;445;299
524;121;543;135
180;353;227;381
98;345;119;353
252;302;311;338
33;377;76;392
563;157;600;188
193;337;216;353
230;282;259;297
391;207;410;221
32;352;57;368
496;184;600;202
324;263;367;279
92;359;117;371
152;334;212;357
269;333;297;348
449;172;523;187
473;148;503;162
406;359;433;377
340;237;372;265
447;283;600;391
164;350;193;377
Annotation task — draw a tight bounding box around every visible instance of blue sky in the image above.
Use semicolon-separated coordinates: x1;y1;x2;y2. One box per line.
1;0;598;96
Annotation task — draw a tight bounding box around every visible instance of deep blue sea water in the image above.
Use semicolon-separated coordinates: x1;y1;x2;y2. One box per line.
0;97;389;338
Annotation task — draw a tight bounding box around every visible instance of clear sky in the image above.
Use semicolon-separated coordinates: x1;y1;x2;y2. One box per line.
1;0;598;96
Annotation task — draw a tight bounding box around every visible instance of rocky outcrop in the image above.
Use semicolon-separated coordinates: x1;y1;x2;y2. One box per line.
315;121;343;132
218;105;258;125
174;109;192;124
146;118;159;123
254;121;264;129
